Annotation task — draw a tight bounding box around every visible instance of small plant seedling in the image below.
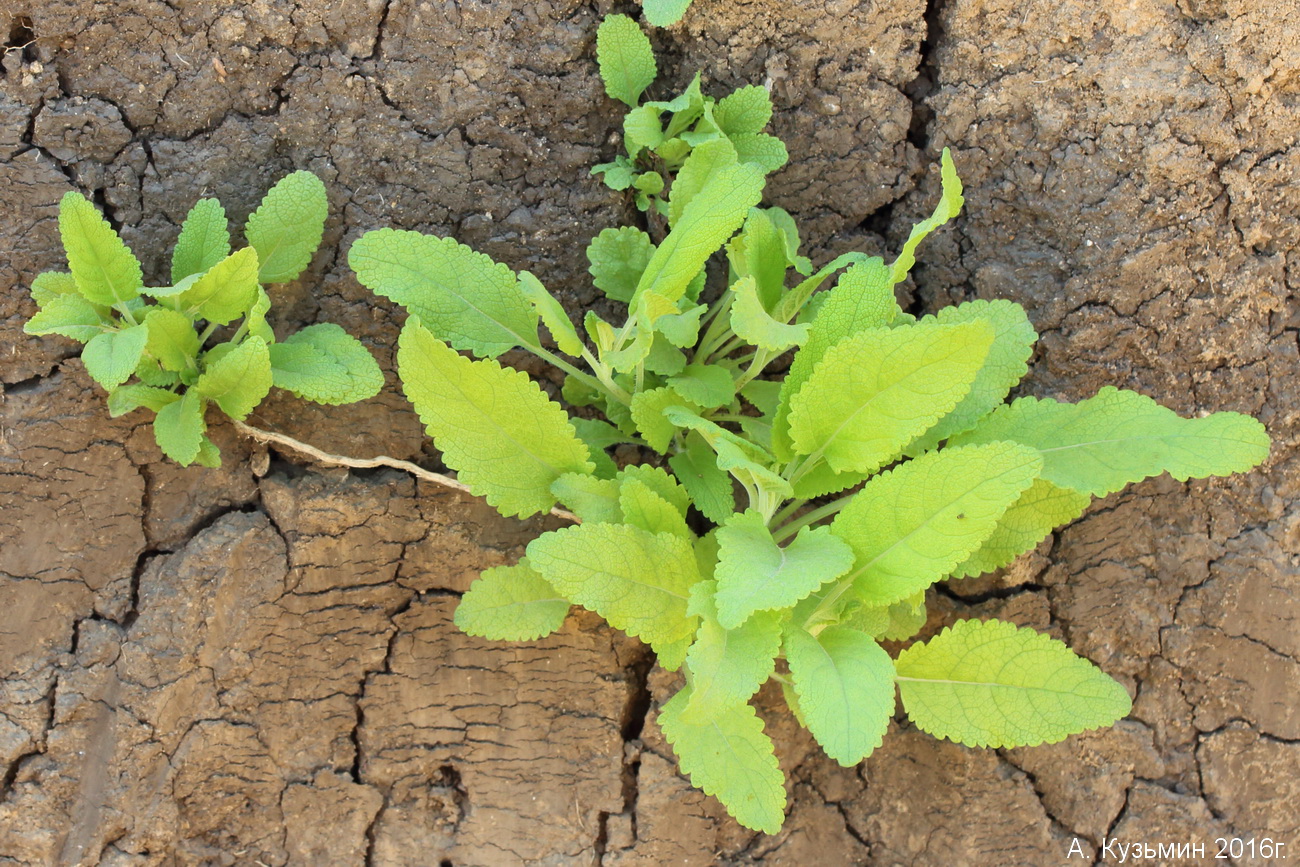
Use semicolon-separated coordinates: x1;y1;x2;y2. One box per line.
24;172;384;466
641;0;694;27
347;17;1271;834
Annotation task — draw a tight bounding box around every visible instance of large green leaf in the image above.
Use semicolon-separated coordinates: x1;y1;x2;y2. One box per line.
454;559;570;641
785;625;895;766
714;510;854;630
595;14;656;107
526;522;699;653
951;479;1091;579
729;274;808;352
896;618;1132;748
244;170;328;283
350;228;539;358
787;320;994;475
658;686;786;834
397;318;592;517
830;443;1043;606
641;0;693;26
668;138;738;227
948;386;1272;496
195;336;273;420
58;191;142;306
682;581;782;720
171;197;231;283
269;323;383;405
176;247;261;325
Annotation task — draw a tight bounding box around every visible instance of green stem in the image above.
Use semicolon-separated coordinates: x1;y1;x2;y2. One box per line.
533;345;631;406
196;321;220;348
771;494;855;543
768;497;807;529
693;293;735;362
113;303;139;328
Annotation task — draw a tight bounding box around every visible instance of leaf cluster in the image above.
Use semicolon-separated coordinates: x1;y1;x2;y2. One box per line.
348;17;1271;834
25;173;383;466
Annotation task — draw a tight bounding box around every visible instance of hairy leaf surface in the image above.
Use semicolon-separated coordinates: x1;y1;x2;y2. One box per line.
269;323;383;405
683;581;782;720
83;324;150;390
171;198;231;283
785;625;895;765
196;336;272;420
245;171;327;283
596;14;656;107
455;560;570;641
951;480;1091;579
59;191;143;306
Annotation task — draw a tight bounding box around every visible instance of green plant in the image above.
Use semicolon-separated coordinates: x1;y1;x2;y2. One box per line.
641;0;693;27
24;172;383;466
344;20;1271;834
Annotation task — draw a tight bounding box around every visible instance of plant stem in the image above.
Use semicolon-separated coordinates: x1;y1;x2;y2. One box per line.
771;494;855;543
113;303;139;327
196;321;220;348
232;419;580;523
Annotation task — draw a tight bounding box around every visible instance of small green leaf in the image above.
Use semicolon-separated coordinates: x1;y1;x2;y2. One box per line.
624;105;666;158
658;686;786;834
588;226;655;304
171;198;232;283
596;14;657;107
714;510;854;630
551;473;623;523
619;477;692;539
518;271;583;356
617;464;691;516
177;247;261;325
682;580;782;720
730;134;788;173
641;0;694;26
351;228;539;358
952;479;1091;579
58;191;143;306
83;323;150;389
195;336;273;420
631;386;702;452
144;307;200;372
527;522;700;653
398;318;592;518
194;435;222;469
153;390;207;466
843;591;928;642
455;559;571;641
788;319;994;475
730;274;807;352
785;625;895;766
107;384;179;417
667;363;735;410
727;209;790;311
245;287;275;344
713;85;773;136
667;431;736;523
830;443;1043;606
245;171;328;284
29;271;82;307
570;418;625;478
24;293;109;342
654;302;706;348
269;323;384;406
891;147;963;284
592;157;638;191
948;386;1272;496
896;618;1132;748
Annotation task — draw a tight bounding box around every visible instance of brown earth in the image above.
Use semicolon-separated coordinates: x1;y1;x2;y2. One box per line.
1;0;1297;864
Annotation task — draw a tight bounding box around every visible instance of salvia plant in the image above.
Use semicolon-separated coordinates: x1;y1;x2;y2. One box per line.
24;15;1271;836
24;172;383;466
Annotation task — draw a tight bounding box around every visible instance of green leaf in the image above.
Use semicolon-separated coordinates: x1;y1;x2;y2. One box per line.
551;473;622;523
134;356;179;388
948;386;1272;496
654;302;706;348
952;480;1091;579
785;625;895;765
658;686;786;834
269;323;384;405
245;287;275;344
843;591;928;642
896;618;1132;748
107;384;179;417
618;463;691;516
788;319;994;474
891;147;963;284
668;137;739;228
596;13;657;107
58;191;143;306
455;559;570;641
633;163;765;306
771;257;894;460
683;580;782;720
153;390;206;466
619;477;692;539
714;85;773;136
667;363;735;410
714;510;854;630
789;464;869;500
171;198;231;283
830;443;1043;606
645;335;688;376
730;134;788;173
83;323;149;389
144;307;200;372
727;209;790;311
245;170;328;284
195;336;273;420
634;171;665;195
908;300;1037;453
526;522;700;653
176;247;261;325
624;105;666;158
740;379;781;416
398;318;592;517
570;418;624;478
29;271;81;307
587;226;655;303
592;156;637;191
350;228;539;358
631;386;701;452
730;274;807;352
517;271;583;357
24;293;110;342
194;435;222;469
668;431;736;523
641;0;693;26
